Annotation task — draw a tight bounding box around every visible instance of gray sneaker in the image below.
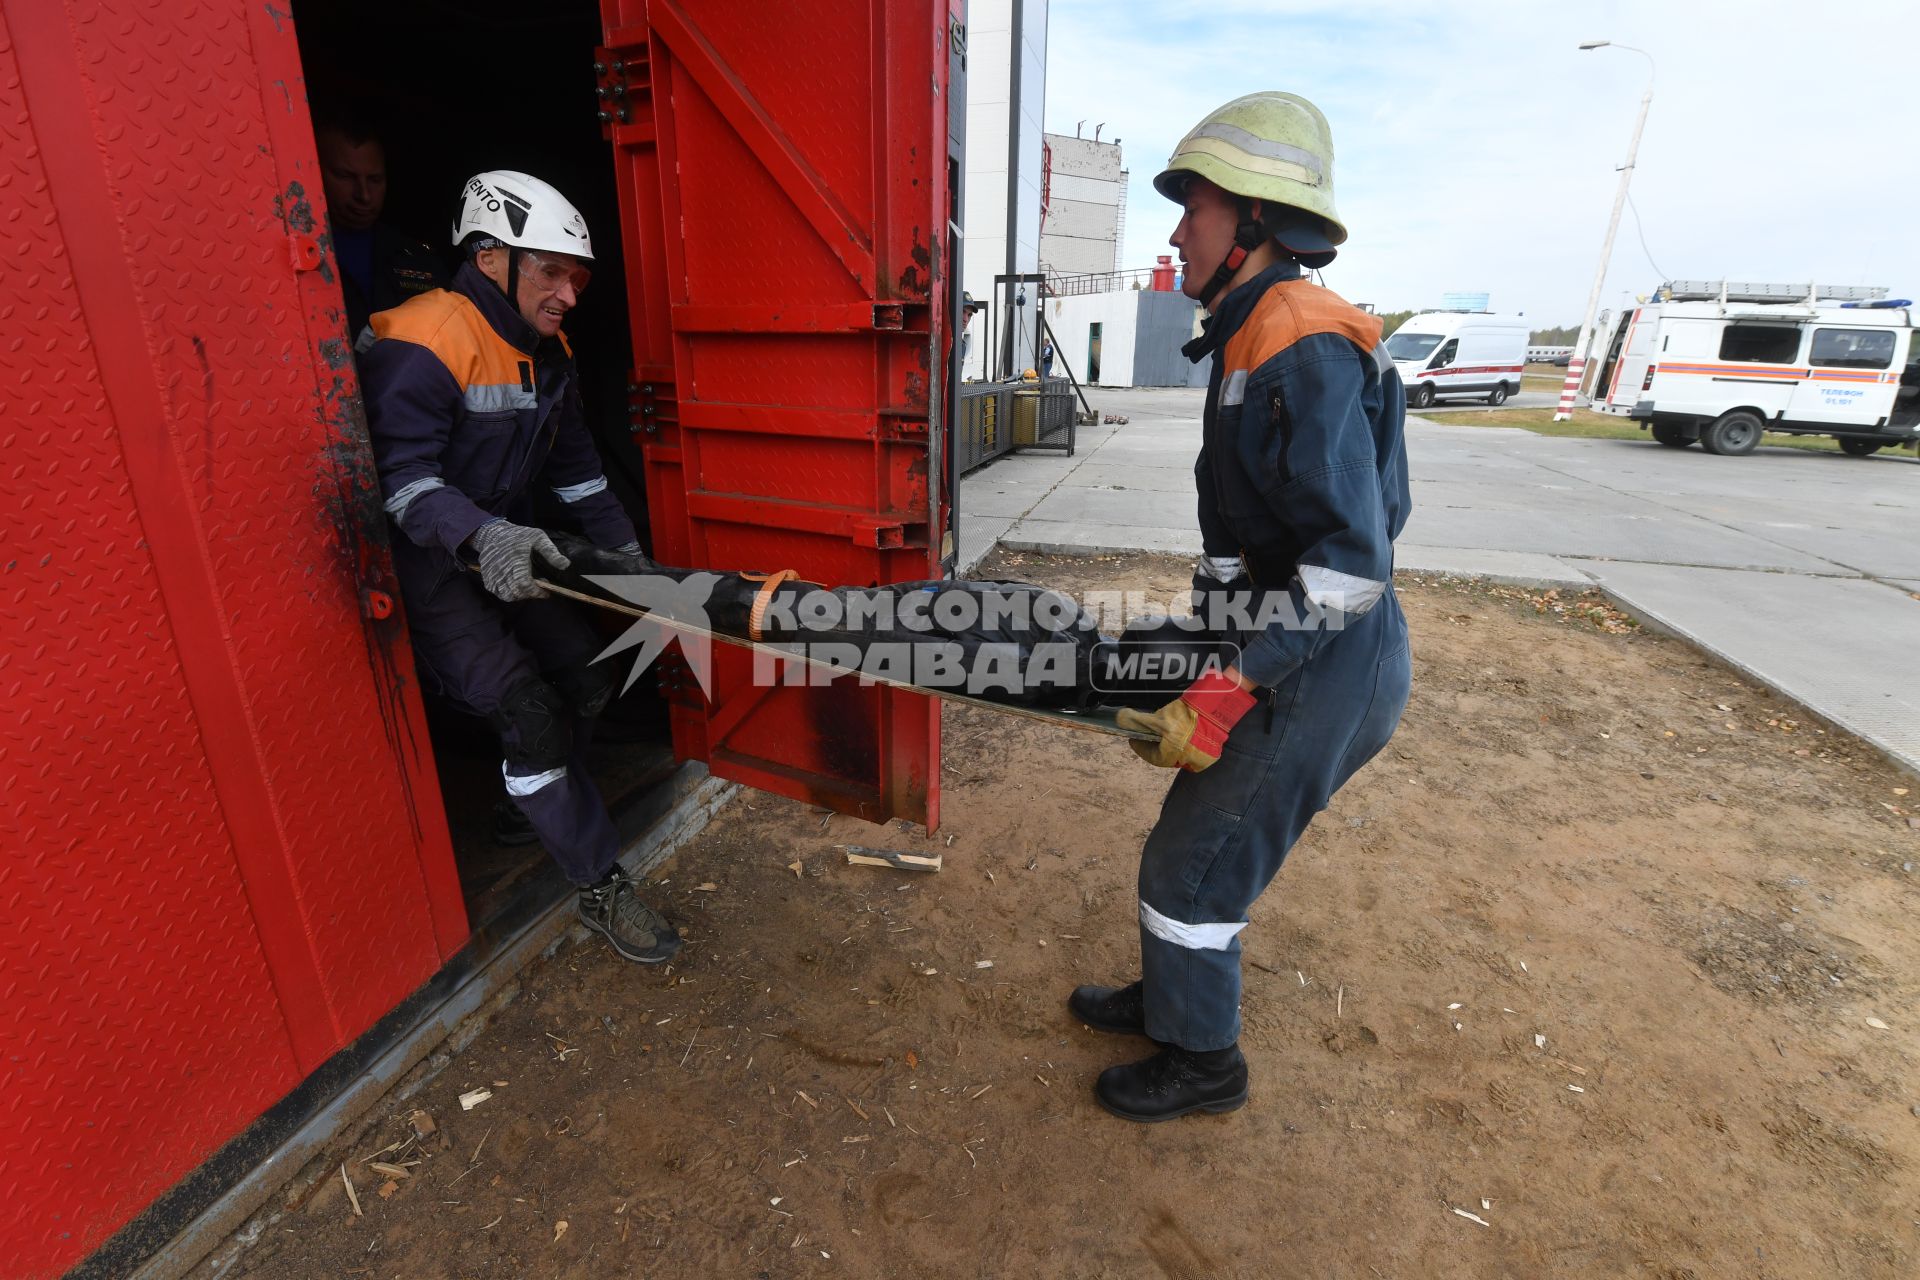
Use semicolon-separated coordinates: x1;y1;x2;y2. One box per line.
578;866;683;965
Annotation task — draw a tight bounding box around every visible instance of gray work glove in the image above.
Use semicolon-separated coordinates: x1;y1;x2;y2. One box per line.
469;518;570;602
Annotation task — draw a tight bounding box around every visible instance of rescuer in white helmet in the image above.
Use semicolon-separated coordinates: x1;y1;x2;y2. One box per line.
356;170;681;966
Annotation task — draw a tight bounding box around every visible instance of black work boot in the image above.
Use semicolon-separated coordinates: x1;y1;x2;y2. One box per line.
1095;1043;1248;1123
578;865;684;965
491;797;540;847
1068;980;1146;1035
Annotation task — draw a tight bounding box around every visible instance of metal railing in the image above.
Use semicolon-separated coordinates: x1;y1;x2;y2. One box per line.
956;377;1077;474
956;382;1013;474
1043;266;1165;297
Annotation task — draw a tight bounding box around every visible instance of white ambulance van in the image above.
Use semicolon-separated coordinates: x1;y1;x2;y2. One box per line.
1385;311;1530;408
1586;280;1920;457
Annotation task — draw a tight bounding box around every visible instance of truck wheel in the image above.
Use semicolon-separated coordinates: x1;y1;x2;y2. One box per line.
1700;410;1762;457
1486;384;1509;406
1839;439;1881;457
1412;383;1436;409
1651;422;1692;448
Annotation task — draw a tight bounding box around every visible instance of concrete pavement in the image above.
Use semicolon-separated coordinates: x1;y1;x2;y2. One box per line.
1407;387;1559;412
955;384;1920;774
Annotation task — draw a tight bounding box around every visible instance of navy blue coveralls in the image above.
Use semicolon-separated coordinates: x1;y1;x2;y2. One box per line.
358;262;639;885
1138;261;1412;1051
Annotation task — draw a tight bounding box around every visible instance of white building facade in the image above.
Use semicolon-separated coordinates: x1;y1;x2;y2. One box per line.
960;0;1047;381
1039;132;1126;278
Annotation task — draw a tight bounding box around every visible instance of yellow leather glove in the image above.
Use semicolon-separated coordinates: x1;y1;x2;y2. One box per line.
1115;670;1259;772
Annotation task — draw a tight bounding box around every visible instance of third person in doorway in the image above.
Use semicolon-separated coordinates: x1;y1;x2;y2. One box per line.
315;114;444;339
1072;92;1412;1120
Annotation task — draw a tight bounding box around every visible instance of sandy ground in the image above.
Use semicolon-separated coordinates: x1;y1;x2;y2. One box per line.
213;551;1920;1280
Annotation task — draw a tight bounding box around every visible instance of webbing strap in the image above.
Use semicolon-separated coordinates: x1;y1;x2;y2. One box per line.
740;569;800;640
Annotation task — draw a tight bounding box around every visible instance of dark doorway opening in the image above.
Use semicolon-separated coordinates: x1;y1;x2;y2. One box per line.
1088;322;1103;384
1594;312;1632;407
292;0;678;928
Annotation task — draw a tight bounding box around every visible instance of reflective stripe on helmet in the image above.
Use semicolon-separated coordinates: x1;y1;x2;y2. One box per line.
1181;122;1325;186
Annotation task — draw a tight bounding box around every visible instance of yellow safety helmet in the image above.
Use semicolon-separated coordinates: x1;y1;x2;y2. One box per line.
1155;92;1345;300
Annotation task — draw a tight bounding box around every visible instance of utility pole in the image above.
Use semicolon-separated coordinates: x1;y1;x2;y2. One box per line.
1556;41;1655;422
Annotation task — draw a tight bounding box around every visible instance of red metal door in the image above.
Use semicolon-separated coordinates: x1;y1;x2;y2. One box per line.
1;2;465;1272
598;0;954;827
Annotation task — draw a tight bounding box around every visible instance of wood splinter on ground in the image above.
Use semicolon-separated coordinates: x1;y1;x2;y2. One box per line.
840;845;942;873
339;1163;361;1218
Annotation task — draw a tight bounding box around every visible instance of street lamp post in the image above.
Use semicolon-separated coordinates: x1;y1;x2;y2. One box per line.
1555;41;1655;422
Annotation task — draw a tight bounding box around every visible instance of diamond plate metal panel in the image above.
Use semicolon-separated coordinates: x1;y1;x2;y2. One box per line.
1;2;465;1273
601;0;954;826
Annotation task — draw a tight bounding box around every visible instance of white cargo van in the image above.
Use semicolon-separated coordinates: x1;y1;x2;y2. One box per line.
1386;311;1529;408
1586;280;1920;456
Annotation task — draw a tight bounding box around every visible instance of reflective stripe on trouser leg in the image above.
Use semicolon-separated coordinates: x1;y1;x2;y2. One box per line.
501;739;622;886
1139;900;1246;951
1138;897;1251;1053
503;763;566;796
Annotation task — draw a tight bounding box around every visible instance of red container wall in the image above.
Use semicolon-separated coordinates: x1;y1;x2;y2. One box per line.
599;0;954;829
0;3;466;1273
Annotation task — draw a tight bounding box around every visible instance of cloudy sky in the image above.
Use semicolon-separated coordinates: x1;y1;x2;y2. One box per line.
1043;0;1919;326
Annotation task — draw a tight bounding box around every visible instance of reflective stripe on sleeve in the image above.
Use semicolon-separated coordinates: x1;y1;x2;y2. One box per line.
384;476;445;519
552;475;610;503
1199;554;1246;583
1298;564;1386;615
1139;899;1247;952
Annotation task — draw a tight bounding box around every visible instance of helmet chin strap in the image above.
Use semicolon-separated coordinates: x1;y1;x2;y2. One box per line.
1196;197;1272;311
472;238;527;318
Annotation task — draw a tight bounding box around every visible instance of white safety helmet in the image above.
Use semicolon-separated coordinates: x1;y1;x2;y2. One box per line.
453;170;593;260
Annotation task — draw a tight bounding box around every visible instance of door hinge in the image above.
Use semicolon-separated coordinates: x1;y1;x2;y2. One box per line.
594;43;646;128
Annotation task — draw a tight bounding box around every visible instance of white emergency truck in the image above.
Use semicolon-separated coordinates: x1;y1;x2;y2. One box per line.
1585;280;1920;457
1385;311;1530;408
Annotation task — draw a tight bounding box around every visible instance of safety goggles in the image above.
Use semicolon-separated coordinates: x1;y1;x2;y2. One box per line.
520;249;592;296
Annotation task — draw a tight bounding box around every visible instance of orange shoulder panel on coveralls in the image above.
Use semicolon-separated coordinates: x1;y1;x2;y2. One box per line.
1219;278;1383;379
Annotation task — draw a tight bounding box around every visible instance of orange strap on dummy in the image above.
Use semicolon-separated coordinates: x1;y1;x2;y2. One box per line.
739;569;801;640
